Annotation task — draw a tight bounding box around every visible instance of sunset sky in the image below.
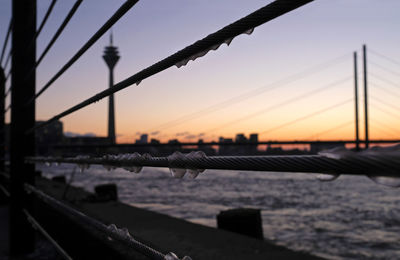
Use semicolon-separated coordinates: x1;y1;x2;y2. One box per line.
1;0;399;143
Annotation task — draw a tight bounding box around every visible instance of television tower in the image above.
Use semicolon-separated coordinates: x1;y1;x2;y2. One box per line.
103;32;120;144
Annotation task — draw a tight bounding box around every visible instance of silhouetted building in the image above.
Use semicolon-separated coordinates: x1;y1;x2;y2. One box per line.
150;138;160;144
103;32;120;144
136;134;148;144
249;133;258;143
219;137;235;155
249;133;259;154
235;133;247;143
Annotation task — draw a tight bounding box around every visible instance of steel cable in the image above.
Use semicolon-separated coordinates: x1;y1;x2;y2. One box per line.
29;0;139;105
35;0;83;69
29;0;315;133
0;18;12;65
26;151;400;177
25;184;174;260
35;0;58;39
22;209;73;260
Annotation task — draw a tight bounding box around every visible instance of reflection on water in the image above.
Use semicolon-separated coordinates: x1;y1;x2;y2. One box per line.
38;164;400;260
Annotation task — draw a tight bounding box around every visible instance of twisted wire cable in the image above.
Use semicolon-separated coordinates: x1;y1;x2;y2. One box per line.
29;0;315;133
3;50;11;71
0;183;10;197
0;18;12;65
25;184;187;260
3;0;83;100
4;104;10;113
26;150;400;177
29;0;139;105
22;209;73;260
35;0;58;39
35;0;83;69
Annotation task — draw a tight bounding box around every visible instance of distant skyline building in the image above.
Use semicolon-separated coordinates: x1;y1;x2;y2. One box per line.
103;32;120;144
136;134;148;144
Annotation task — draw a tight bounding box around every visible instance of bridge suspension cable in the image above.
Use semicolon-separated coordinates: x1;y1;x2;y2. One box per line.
147;53;350;133
29;0;316;133
370;123;398;139
202;76;351;134
371;96;400;112
259;99;352;136
370;103;400;121
370;72;400;88
304;120;353;140
370;82;400;99
371;119;400;137
369;48;400;67
369;60;400;78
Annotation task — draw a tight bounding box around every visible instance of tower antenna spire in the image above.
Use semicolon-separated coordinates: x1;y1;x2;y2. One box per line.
110;29;113;46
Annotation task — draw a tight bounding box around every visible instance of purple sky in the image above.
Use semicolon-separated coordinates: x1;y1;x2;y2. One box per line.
1;0;399;142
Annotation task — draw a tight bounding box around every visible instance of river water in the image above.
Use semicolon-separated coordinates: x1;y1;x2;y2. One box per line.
38;164;400;260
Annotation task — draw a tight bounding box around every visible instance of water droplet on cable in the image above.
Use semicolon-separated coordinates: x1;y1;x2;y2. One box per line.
186;151;206;179
136;80;141;86
169;168;186;178
243;28;254;35
316;173;340;182
123;166;142;174
187;169;200;179
368;176;400;188
224;37;234;46
164;252;180;260
78;164;90;173
142;153;153;160
120;227;132;239
103;165;115;172
108;224;117;232
319;147;353;160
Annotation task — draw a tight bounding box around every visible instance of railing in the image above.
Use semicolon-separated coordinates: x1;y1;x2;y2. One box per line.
0;0;399;259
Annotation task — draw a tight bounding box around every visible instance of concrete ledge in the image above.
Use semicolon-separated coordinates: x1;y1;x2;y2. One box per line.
36;177;323;260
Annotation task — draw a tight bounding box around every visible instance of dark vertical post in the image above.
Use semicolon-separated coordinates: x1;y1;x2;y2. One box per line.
10;0;36;255
363;45;369;149
0;67;5;172
353;52;360;151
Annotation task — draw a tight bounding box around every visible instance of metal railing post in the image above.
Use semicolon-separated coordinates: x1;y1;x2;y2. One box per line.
10;0;36;255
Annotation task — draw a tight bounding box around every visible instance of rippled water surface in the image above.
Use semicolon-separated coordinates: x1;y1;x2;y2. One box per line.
39;164;400;260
